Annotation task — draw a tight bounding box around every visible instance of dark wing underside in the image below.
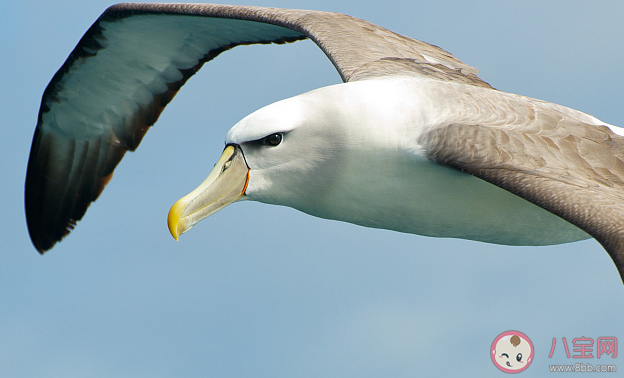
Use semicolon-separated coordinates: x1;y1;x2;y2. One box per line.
422;107;624;284
26;3;490;252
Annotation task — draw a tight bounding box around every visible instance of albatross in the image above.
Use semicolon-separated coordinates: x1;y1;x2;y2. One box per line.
25;3;624;285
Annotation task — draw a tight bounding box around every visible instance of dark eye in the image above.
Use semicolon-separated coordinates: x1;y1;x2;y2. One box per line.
264;133;283;146
501;353;509;358
516;353;522;362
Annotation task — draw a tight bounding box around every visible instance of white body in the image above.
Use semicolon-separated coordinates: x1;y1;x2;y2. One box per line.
227;77;596;246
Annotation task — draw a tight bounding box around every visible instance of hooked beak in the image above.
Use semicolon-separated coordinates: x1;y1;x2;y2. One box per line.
167;145;249;240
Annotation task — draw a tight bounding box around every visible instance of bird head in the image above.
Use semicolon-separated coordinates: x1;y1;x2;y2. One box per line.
167;86;349;240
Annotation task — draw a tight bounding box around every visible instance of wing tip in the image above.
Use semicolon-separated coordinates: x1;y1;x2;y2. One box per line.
24;129;121;254
25;201;73;254
27;227;63;255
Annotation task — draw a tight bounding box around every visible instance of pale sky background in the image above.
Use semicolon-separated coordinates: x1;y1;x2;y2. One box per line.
2;0;624;377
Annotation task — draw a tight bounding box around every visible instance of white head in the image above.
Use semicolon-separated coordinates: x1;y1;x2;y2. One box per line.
167;84;354;238
167;79;417;239
225;89;349;209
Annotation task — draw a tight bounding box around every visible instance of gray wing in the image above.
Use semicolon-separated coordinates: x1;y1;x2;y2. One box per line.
421;101;624;284
26;3;491;252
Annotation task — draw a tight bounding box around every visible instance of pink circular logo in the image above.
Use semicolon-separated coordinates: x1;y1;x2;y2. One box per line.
491;331;534;373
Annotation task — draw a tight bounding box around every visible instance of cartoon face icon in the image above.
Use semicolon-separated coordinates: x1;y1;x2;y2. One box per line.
491;331;534;373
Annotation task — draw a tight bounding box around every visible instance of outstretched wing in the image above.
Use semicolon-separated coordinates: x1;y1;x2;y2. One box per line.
26;3;490;252
421;96;624;284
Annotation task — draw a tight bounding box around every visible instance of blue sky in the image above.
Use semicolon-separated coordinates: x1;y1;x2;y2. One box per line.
2;0;624;377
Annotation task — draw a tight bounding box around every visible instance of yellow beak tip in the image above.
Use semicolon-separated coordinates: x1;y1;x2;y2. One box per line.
167;200;185;241
165;145;248;242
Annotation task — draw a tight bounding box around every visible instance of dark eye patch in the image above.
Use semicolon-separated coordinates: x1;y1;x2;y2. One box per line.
244;132;286;149
264;133;283;146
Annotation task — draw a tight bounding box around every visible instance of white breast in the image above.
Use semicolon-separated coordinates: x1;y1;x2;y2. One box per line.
284;79;589;245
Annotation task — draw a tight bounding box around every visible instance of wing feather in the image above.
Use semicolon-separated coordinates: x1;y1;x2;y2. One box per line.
422;98;624;283
26;3;491;251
